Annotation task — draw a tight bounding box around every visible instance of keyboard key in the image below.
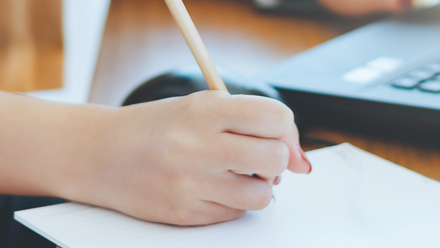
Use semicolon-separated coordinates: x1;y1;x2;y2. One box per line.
418;79;440;93
391;76;421;89
407;68;437;80
425;62;440;73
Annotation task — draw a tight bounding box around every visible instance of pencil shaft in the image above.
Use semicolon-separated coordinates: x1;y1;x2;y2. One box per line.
165;0;228;92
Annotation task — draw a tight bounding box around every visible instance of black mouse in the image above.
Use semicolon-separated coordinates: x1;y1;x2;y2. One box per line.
123;65;282;105
122;65;303;131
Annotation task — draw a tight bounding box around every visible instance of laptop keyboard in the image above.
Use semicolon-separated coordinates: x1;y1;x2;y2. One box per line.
390;58;440;93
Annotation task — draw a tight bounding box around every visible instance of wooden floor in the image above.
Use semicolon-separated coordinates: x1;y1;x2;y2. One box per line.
91;0;440;181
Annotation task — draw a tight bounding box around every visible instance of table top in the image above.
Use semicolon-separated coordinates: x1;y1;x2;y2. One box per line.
90;0;440;181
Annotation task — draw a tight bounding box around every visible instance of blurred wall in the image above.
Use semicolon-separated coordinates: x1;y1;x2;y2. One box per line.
0;0;63;92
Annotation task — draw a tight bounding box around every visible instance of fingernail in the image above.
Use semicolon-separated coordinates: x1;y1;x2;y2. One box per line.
400;0;413;10
273;175;281;185
297;147;312;174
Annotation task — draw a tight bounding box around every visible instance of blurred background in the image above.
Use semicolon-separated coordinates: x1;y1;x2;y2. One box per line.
0;0;63;92
1;0;439;180
2;2;440;248
0;0;388;96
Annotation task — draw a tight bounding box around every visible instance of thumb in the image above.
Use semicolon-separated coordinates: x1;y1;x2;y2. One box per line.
279;126;312;174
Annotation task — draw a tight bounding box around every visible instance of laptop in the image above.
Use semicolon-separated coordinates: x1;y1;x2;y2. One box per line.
257;4;440;145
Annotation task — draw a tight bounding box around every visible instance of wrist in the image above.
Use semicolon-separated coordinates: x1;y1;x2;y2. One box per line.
50;104;117;204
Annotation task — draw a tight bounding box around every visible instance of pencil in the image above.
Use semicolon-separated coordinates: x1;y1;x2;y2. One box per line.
164;0;229;92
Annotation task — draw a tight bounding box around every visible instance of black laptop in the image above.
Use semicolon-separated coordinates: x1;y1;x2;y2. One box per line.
257;4;440;145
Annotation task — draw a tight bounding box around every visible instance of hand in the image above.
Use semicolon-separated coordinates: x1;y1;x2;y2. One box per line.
318;0;413;16
68;91;311;226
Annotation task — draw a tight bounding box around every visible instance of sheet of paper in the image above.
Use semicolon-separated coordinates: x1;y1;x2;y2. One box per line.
15;144;440;248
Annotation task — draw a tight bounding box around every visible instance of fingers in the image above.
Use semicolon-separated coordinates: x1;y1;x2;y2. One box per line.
169;201;246;226
188;91;294;139
215;132;289;179
203;173;274;210
219;94;294;138
280;125;312;174
187;91;311;176
198;202;246;225
170;174;273;226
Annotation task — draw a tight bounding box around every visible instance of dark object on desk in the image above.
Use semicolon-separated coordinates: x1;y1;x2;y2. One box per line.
253;0;329;15
122;65;303;131
123;65;282;104
257;4;440;146
0;195;64;248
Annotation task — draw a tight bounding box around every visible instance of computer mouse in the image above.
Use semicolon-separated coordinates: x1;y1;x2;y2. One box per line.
122;65;282;105
122;64;303;131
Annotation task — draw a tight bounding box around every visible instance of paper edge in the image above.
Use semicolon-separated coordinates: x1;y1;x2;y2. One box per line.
15;206;71;248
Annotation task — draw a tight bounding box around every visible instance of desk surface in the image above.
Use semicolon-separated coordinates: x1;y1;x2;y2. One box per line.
90;0;440;181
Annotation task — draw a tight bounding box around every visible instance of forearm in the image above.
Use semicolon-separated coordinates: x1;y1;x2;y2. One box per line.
0;91;113;198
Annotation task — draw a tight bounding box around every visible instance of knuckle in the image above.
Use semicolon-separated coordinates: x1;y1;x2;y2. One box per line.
184;90;227;120
215;209;246;223
164;133;194;159
184;91;207;113
252;184;273;210
255;98;294;136
272;141;289;174
271;102;294;136
171;208;197;226
187;90;227;103
242;181;273;210
230;209;247;220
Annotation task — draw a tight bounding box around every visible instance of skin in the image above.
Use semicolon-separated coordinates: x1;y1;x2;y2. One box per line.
318;0;413;16
0;90;311;226
0;0;413;227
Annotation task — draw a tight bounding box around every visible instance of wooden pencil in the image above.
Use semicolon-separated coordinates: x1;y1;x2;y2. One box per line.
164;0;229;92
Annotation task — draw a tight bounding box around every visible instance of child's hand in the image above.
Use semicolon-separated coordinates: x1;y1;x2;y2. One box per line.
70;91;311;226
318;0;413;16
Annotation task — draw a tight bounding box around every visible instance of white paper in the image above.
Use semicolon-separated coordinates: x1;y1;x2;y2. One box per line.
15;144;440;248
